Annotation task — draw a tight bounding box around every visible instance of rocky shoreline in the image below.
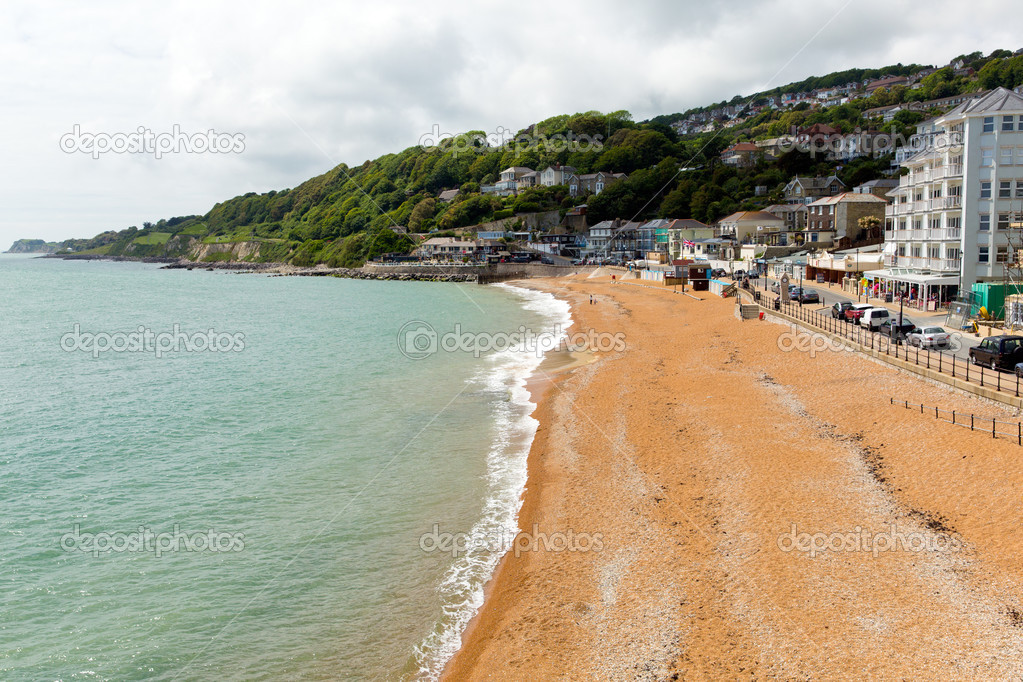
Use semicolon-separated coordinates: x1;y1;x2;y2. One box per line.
42;253;481;282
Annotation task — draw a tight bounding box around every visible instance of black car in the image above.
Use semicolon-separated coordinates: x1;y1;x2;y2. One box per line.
969;335;1023;370
540;257;554;265
831;301;853;319
878;319;917;344
746;271;760;280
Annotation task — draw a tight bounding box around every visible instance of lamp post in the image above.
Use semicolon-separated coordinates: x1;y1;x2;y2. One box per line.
799;265;803;306
899;282;905;330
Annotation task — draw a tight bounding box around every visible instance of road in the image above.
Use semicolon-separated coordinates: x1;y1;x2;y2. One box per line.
746;275;982;361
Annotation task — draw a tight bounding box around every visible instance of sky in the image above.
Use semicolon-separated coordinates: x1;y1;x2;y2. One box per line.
0;0;1020;246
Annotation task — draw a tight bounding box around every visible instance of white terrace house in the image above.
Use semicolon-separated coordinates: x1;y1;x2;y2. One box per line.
875;87;1023;303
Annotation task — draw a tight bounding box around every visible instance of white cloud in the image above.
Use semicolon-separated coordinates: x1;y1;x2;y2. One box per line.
0;0;1019;246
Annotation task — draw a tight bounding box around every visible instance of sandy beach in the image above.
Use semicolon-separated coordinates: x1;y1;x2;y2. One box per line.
443;273;1023;679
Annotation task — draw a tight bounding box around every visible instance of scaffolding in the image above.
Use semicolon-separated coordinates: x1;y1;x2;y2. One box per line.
1005;208;1023;331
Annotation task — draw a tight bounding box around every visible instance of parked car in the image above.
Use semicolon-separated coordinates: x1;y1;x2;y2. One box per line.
797;289;819;304
906;326;952;350
831;301;853;319
860;307;891;330
734;269;744;278
969;335;1023;370
879;318;917;344
844;303;874;323
711;268;727;278
540;257;554;265
746;271;760;280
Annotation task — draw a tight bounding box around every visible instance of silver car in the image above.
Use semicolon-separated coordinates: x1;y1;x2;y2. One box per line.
907;326;951;350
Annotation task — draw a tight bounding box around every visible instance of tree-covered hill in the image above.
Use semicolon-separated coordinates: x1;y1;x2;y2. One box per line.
55;47;1023;267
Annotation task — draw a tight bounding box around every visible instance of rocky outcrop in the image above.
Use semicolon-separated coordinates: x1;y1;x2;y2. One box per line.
188;240;263;262
6;239;59;253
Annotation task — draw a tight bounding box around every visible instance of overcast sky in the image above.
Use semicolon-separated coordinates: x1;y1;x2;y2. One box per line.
1;0;1019;246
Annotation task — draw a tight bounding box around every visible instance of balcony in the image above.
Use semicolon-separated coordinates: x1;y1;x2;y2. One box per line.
931;228;961;241
888;256;962;272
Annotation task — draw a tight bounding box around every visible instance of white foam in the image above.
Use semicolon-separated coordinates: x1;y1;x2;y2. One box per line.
412;284;572;680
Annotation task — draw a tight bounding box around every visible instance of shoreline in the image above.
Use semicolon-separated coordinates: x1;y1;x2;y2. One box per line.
441;272;1023;678
440;275;597;679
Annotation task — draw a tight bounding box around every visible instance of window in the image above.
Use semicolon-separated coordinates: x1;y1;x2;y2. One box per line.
930;216;941;229
979;246;990;263
948;216;961;229
810;233;818;242
982;148;995;166
898;245;906;257
997;246;1010;263
999;213;1011;230
948;247;961;260
1017;148;1023;165
931;187;943;198
981;181;992;198
1002;147;1015;165
1018;181;1023;199
1002;181;1013;198
1004;116;1016;132
912;246;922;257
929;246;940;258
980;214;991;231
984;117;995;133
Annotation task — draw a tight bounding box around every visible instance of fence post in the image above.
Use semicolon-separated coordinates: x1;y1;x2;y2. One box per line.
994;418;997;439
971;414;974;431
935;406;938;418
921;402;924;414
1018;422;1021;446
953;410;956;424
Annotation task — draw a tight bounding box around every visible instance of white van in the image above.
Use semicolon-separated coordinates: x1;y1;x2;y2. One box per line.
860;307;890;330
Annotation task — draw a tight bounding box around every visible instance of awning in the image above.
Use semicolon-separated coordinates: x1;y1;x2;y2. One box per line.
863;269;959;286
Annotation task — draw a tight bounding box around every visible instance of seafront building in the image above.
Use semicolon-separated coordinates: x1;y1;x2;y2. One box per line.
868;87;1023;304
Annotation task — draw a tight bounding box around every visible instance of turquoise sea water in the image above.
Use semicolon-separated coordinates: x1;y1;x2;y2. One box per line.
0;255;569;680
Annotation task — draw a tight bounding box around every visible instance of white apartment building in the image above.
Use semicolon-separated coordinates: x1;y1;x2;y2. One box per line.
871;88;1023;305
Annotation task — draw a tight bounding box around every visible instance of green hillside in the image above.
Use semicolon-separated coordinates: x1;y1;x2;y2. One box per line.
53;48;1023;267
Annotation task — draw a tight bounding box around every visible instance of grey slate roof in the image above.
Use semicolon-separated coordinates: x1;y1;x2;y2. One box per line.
942;87;1023;118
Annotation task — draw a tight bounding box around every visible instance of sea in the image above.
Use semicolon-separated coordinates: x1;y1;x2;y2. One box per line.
0;254;570;681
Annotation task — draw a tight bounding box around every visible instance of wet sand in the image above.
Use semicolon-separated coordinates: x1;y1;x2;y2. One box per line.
443;273;1023;679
